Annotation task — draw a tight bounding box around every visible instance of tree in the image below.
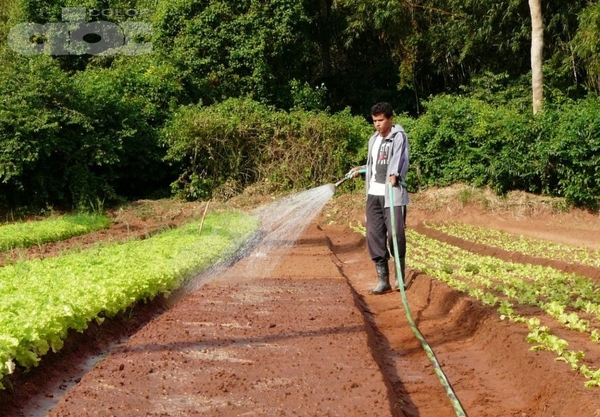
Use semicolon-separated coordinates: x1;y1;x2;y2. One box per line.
529;0;544;114
572;2;600;93
149;0;313;108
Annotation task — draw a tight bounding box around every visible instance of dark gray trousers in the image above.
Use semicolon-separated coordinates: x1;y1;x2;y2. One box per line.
366;194;406;262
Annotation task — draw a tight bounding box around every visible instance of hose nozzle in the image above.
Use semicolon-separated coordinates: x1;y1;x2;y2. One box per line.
334;177;348;188
334;168;365;188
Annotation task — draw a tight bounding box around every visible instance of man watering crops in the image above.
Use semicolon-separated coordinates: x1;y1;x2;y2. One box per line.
346;102;410;294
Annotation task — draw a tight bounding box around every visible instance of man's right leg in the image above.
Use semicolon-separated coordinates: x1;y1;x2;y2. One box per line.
366;195;391;294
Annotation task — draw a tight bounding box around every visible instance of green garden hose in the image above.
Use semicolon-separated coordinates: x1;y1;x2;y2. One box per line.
387;182;468;417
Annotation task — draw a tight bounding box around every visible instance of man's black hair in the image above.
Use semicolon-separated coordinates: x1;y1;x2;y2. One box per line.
370;102;393;118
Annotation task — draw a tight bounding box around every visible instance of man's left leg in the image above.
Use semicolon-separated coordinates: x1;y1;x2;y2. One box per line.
386;205;406;289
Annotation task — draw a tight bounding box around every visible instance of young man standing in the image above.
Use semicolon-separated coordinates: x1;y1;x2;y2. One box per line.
347;102;410;294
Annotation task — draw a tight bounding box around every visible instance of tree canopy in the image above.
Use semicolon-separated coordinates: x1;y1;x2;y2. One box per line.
2;0;600;210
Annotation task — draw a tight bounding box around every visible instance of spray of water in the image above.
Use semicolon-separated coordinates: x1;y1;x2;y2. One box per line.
245;183;336;276
19;184;337;417
168;184;336;305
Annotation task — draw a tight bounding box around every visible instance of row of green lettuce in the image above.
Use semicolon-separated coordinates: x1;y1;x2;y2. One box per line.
405;228;600;387
424;221;600;268
0;211;258;388
0;214;111;253
351;222;600;387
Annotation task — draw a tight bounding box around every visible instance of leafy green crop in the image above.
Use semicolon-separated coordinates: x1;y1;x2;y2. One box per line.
0;211;258;387
406;229;600;387
0;214;111;252
426;221;600;267
350;221;600;387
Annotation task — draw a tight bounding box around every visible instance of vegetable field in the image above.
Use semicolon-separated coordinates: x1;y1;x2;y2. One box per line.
3;191;600;416
412;223;600;387
0;214;110;252
0;205;258;393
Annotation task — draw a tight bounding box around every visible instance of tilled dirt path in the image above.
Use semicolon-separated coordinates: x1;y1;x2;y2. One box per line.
327;224;600;417
45;223;395;417
4;192;600;416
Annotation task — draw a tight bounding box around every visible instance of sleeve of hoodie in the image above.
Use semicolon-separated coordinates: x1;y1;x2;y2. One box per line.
388;127;409;183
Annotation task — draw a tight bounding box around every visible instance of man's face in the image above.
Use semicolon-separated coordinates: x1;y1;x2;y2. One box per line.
372;113;393;137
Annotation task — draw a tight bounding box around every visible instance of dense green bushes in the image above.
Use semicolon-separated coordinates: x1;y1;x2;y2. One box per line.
408;93;600;209
162;98;371;200
407;95;539;193
539;96;600;208
0;51;176;211
3;0;600;211
2;52;599;209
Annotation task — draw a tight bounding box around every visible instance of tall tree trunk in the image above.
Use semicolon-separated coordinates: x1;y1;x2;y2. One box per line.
529;0;544;114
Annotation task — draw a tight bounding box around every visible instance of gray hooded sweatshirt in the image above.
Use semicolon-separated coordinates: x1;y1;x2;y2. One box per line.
363;124;410;208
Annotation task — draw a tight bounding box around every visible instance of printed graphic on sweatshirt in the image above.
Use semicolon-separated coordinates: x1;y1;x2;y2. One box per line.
374;140;392;184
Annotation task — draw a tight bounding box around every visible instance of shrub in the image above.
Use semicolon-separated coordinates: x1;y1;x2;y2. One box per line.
161;98;371;199
408;94;539;194
538;95;600;208
405;91;600;210
0;51;173;210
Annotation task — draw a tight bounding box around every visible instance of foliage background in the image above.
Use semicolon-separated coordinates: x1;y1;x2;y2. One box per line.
2;0;600;210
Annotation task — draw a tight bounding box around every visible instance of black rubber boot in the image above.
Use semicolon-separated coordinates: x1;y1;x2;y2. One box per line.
395;257;406;291
371;260;391;294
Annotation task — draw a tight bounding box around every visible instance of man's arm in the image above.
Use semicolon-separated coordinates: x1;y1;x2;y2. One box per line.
388;130;409;185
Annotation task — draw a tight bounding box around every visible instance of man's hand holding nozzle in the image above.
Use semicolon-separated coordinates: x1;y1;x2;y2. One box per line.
346;168;360;179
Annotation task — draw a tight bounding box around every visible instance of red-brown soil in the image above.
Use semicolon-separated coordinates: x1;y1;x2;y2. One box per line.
3;186;600;417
